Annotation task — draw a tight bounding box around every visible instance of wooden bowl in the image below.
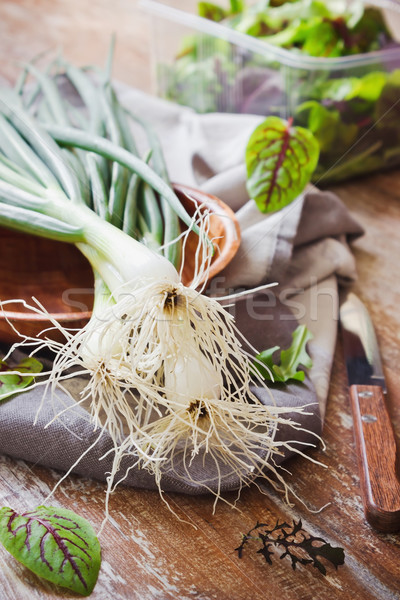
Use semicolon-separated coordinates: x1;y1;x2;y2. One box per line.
0;184;240;344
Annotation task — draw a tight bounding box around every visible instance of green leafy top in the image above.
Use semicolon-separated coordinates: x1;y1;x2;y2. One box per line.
0;505;101;596
254;324;313;383
197;0;394;58
245;117;319;213
0;357;43;402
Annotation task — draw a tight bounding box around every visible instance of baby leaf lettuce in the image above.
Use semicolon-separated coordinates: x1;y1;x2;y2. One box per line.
295;68;400;182
197;0;393;56
0;505;101;596
254;324;313;383
198;2;227;22
163;1;399;182
199;0;244;22
376;70;400;132
245;116;319;213
0;357;43;402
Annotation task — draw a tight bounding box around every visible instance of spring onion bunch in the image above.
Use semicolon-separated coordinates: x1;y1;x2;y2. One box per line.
0;52;316;512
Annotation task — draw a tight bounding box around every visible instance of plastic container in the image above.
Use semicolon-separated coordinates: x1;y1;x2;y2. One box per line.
142;0;400;183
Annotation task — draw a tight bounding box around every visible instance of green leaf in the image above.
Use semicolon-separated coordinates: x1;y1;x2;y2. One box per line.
0;357;43;402
253;345;280;381
198;2;227;22
230;0;245;13
296;100;359;155
301;20;344;58
263;0;330;29
254;325;313;383
320;71;387;104
245;116;319;213
375;70;400;130
276;325;313;380
350;72;387;102
0;506;101;596
320;77;360;101
296;101;340;153
350;7;392;52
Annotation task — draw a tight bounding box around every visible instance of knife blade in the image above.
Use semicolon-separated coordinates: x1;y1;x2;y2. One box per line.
340;292;400;532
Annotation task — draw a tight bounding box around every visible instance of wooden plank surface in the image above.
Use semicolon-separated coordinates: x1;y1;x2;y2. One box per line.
1;2;400;599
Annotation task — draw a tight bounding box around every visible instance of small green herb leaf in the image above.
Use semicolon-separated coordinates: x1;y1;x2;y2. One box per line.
245;116;319;213
0;506;101;596
236;519;345;575
252;345;279;381
0;357;43;402
277;325;313;381
254;325;313;383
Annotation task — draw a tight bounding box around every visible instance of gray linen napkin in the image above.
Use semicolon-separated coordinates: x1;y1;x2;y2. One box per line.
0;87;363;494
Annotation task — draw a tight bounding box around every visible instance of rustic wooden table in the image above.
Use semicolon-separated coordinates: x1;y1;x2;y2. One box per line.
1;2;400;599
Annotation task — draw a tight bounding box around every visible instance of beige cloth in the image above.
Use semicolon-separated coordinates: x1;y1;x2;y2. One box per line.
0;87;363;493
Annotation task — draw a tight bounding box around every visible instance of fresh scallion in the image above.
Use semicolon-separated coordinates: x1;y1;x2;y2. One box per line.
0;57;315;517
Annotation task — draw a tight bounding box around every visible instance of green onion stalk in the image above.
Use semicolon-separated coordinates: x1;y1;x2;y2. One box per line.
0;58;314;514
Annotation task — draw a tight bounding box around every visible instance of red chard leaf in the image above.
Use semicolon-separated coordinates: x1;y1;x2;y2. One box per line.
0;505;101;596
245;116;319;213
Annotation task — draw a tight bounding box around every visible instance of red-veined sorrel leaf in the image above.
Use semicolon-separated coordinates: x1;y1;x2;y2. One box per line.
0;357;43;402
245;116;319;213
0;506;101;596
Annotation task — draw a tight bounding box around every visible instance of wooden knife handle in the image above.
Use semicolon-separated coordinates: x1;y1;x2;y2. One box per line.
349;384;400;532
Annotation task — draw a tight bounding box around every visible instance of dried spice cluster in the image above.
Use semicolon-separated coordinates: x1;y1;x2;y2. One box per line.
236;519;345;575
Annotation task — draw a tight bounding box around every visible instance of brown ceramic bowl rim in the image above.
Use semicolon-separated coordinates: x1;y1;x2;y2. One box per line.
173;182;241;285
